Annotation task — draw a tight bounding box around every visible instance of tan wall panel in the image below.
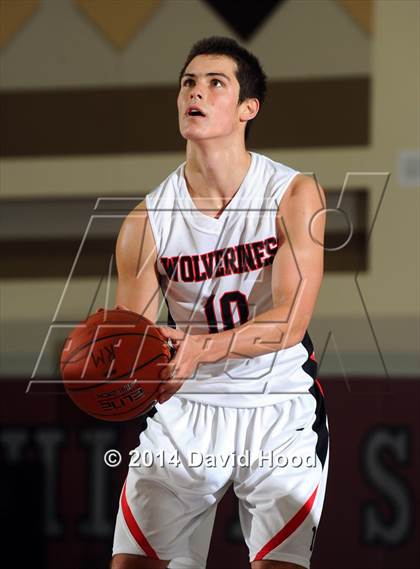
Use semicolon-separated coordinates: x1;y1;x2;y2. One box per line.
75;0;161;49
0;0;369;90
336;0;372;34
0;0;40;48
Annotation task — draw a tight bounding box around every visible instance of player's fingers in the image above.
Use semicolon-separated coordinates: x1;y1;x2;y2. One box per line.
157;378;182;403
159;360;177;381
158;392;174;404
158;327;184;341
158;377;181;392
115;304;130;311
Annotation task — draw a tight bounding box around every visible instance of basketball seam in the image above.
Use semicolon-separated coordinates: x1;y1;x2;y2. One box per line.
65;352;169;392
61;331;169;368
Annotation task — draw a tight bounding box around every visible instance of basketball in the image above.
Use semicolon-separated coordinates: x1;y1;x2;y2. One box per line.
60;308;172;421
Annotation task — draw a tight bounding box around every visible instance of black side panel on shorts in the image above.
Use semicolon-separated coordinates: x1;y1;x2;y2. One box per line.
301;330;317;380
308;383;329;469
301;330;329;469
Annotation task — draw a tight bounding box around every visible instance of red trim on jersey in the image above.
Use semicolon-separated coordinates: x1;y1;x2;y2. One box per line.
315;379;325;397
310;351;316;361
121;479;160;560
253;484;319;561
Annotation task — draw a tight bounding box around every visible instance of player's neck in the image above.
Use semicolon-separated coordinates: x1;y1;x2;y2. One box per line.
184;140;251;201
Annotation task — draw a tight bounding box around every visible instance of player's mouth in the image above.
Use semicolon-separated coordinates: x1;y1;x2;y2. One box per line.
186;106;206;118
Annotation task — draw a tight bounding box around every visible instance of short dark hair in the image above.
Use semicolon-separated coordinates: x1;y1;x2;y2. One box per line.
179;36;267;140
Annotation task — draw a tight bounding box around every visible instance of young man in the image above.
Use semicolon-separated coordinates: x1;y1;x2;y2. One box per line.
111;37;329;569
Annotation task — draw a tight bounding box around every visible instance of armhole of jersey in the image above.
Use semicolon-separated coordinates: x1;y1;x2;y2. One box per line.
144;194;161;258
273;170;301;208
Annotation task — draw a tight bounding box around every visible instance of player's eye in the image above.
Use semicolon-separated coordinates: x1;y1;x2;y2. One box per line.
211;78;224;87
182;78;194;87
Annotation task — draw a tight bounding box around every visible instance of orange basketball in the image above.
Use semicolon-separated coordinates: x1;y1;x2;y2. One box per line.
60;308;172;421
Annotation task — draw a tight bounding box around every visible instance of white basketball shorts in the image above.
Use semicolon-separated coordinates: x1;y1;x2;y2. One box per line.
112;380;329;568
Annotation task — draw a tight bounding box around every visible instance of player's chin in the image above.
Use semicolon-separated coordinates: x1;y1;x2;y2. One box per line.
180;130;229;144
179;127;209;141
179;121;219;140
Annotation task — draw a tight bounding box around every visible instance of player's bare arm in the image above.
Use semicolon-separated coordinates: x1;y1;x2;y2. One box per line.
115;200;160;323
222;173;326;354
157;174;326;403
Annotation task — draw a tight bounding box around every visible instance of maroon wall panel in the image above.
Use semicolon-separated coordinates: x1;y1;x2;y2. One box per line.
1;377;418;569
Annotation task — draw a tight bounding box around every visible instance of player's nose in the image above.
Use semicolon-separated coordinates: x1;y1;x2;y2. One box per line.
189;87;203;100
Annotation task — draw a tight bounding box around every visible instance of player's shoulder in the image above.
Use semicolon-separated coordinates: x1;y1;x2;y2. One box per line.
252;152;303;202
123;197;147;226
279;173;326;216
117;202;148;253
253;152;299;184
254;152;297;175
117;198;157;262
252;153;323;195
254;152;326;213
288;173;325;200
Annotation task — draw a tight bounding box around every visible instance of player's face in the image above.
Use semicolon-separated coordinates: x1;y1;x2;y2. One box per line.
177;54;245;142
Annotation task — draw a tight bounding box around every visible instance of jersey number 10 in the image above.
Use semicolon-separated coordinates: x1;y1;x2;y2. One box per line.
204;291;249;333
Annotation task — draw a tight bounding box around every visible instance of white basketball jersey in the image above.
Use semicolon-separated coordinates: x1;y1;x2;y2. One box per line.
145;152;318;407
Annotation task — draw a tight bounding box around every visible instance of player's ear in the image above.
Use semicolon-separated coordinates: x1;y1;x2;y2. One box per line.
239;98;259;123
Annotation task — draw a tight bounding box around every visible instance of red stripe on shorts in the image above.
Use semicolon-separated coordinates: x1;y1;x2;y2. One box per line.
253;484;319;561
121;479;160;560
315;378;325;397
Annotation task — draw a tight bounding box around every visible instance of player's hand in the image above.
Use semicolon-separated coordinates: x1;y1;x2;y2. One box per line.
94;305;129;314
157;327;207;404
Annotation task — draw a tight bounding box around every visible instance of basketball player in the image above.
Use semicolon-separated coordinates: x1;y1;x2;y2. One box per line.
111;37;329;569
